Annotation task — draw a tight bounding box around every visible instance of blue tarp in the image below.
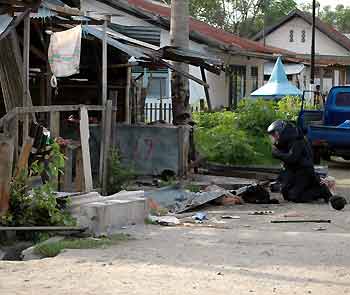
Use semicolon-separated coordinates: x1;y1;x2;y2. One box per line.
251;57;302;99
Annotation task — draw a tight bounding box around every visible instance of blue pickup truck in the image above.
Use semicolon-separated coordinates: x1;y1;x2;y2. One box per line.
297;86;350;164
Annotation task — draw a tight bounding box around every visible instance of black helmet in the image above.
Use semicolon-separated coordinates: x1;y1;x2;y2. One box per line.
267;120;287;135
330;195;347;210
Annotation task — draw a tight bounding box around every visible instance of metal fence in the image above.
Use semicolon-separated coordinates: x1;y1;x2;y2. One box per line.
144;102;202;123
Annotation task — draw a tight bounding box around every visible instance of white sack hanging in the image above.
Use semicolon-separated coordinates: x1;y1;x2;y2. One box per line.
48;25;82;78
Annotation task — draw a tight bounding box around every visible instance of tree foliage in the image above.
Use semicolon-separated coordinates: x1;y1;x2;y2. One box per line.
163;0;349;37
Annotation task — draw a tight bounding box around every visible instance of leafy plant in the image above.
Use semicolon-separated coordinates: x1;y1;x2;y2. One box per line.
0;141;76;227
236;99;281;135
193;96;306;165
106;147;135;195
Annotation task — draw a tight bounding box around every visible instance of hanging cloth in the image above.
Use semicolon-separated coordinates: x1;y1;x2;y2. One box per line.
48;25;82;78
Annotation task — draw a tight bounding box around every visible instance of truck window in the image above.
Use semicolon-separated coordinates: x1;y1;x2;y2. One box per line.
335;92;350;107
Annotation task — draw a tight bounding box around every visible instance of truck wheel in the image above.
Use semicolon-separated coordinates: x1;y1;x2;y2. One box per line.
312;147;321;165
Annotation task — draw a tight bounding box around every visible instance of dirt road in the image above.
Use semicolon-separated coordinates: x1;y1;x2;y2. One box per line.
1;161;350;295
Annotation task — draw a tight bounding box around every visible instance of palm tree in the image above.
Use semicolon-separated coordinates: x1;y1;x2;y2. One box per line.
170;0;191;125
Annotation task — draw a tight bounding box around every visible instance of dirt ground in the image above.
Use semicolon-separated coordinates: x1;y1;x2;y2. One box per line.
1;160;350;295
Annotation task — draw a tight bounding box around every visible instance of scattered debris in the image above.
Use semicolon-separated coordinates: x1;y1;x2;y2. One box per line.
148;215;180;226
221;215;240;219
249;211;274;215
192;212;208;221
271;219;331;223
210;218;226;224
282;212;304;218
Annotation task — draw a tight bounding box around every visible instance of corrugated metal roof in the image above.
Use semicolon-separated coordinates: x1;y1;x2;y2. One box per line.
110;23;161;46
0;14;13;36
83;25;148;59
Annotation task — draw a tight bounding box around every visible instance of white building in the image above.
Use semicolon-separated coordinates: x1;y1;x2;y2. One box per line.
81;0;288;109
253;9;350;94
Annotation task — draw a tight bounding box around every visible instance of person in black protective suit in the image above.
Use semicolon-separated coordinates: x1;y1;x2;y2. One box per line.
267;120;332;203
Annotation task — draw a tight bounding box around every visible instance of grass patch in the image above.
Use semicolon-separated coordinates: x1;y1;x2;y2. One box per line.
34;233;132;258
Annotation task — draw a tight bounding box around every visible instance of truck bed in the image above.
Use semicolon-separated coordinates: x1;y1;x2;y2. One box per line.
308;125;350;149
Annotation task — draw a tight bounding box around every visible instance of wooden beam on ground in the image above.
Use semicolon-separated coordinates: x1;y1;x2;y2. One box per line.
102;100;112;194
80;106;93;192
200;66;212;111
0;135;14;215
0;226;87;231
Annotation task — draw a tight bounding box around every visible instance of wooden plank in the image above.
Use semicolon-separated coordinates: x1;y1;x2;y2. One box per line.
43;2;82;16
50;111;60;138
102;100;113;194
160;59;209;88
102;19;108;106
75;147;83;192
22;15;30;140
80;107;93;192
0;226;86;231
0;136;14;215
200;66;212;111
15;138;33;178
14;104;111;114
125;66;132;124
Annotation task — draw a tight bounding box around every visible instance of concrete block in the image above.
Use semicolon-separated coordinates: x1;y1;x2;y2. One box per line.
78;191;148;236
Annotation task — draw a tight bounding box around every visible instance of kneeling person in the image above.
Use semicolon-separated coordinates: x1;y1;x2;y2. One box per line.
267;120;331;203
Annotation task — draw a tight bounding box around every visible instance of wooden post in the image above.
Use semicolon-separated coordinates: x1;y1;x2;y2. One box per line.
0;136;14;215
22;16;30;140
200;66;212;111
102;19;108;106
102;100;112;194
63;144;75;192
99;18;108;189
80;107;93;192
50;111;60;138
245;64;253;97
125;66;132;124
319;67;324;94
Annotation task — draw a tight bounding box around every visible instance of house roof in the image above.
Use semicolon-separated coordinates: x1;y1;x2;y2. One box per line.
253;9;350;52
98;0;290;55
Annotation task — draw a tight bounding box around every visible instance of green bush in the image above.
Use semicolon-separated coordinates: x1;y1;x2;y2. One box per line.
0;142;76;227
193;96;304;165
276;96;302;121
236;99;281;135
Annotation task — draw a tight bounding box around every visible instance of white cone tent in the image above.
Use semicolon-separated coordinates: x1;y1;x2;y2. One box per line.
251;57;302;99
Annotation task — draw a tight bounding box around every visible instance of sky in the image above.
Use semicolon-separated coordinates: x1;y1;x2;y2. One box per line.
296;0;348;8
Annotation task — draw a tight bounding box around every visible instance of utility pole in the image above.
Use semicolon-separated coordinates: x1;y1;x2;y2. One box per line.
310;0;316;86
